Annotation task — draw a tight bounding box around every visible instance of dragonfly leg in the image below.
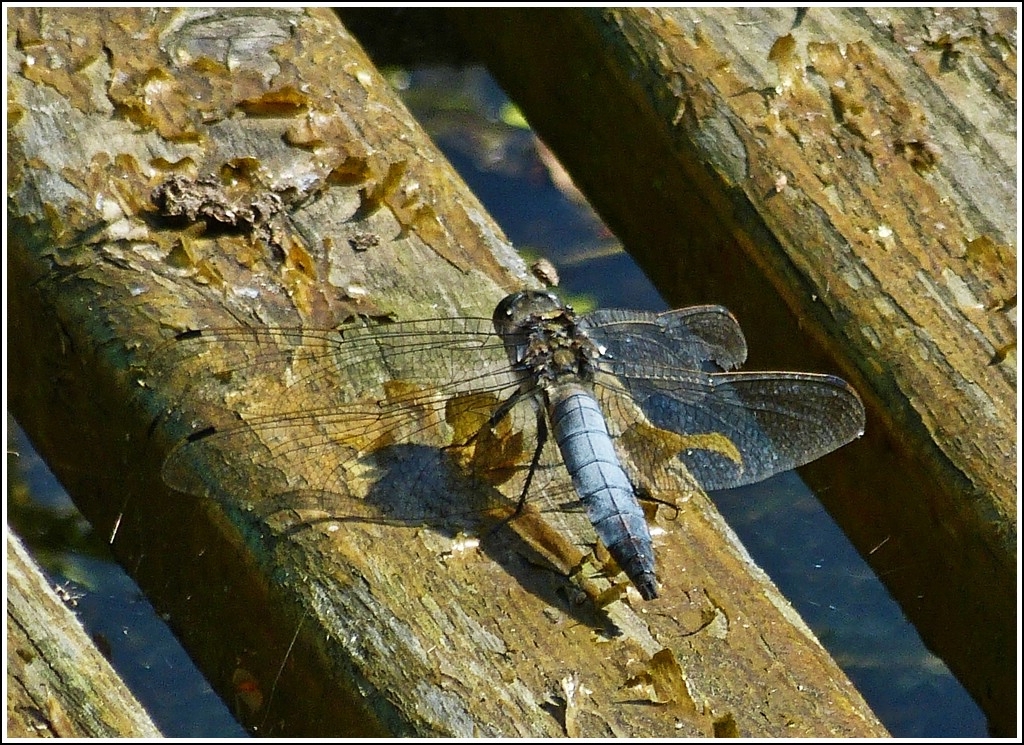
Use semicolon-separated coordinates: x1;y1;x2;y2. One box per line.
633;483;680;520
440;385;547;534
511;410;547;518
479;408;547;540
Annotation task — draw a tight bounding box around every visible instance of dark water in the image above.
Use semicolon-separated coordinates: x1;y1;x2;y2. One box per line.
6;416;248;738
5;65;987;738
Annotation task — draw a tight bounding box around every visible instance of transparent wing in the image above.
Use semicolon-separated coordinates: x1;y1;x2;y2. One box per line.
152;320;551;528
580;305;747;373
166;317;514;400
595;368;865;492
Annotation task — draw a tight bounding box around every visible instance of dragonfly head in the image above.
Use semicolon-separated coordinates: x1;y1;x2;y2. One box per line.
492;290;567;330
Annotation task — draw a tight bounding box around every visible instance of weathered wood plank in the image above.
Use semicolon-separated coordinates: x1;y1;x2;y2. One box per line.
7;7;886;736
447;6;1016;735
6;530;163;738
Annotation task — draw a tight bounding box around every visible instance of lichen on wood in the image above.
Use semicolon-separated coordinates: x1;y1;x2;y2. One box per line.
8;7;891;737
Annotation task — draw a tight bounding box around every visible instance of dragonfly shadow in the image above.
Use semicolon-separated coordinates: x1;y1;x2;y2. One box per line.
240;441;623;632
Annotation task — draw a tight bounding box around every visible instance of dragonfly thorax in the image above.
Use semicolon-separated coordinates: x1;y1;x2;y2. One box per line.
493;291;601;384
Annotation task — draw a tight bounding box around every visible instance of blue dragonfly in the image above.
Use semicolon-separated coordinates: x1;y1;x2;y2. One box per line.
159;290;865;600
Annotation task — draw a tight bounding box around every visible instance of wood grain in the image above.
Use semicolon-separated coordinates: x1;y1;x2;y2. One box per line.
8;7;890;736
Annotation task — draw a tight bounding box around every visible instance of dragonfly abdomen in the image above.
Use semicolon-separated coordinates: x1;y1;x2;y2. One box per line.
548;384;658;600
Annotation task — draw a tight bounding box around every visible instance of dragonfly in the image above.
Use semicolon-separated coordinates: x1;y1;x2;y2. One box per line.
157;290;865;601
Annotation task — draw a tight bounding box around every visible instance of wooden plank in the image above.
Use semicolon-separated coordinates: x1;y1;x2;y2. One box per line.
7;7;887;736
6;530;163;738
447;6;1017;735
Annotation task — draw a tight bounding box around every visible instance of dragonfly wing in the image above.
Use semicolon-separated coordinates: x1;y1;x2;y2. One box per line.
163;393;554;535
595;369;865;491
152;321;540;529
162;318;515;401
581;305;747;373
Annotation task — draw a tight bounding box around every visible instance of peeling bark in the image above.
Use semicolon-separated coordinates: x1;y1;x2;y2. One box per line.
8;8;888;736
